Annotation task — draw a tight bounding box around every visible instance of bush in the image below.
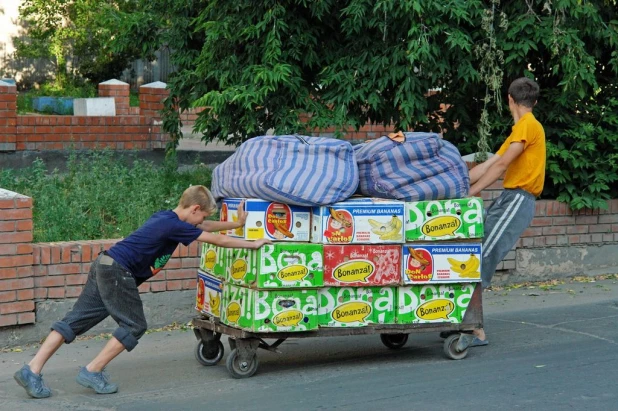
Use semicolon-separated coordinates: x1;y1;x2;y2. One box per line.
0;150;214;242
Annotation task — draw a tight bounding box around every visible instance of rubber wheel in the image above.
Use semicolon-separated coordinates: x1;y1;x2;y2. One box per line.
195;340;224;366
439;331;457;339
443;334;468;360
380;333;409;349
226;348;259;379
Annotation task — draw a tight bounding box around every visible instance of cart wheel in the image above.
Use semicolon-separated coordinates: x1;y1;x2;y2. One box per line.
226;348;259;379
443;334;468;360
195;340;224;366
380;333;409;349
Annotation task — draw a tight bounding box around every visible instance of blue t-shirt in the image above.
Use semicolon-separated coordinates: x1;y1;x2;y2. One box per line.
107;210;203;279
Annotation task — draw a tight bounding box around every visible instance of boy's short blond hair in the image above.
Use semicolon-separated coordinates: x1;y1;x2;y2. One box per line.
178;185;218;214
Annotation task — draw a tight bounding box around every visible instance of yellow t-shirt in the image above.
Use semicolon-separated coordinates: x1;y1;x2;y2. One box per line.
496;112;546;197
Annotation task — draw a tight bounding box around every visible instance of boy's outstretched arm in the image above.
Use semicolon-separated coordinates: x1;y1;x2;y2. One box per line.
469;142;524;197
197;200;248;232
196;231;271;249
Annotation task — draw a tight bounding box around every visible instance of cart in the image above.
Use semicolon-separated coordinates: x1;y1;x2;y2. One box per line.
191;284;483;378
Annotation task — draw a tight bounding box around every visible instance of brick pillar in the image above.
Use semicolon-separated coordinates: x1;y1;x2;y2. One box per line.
98;79;130;116
0;189;35;327
139;81;171;149
0;81;17;151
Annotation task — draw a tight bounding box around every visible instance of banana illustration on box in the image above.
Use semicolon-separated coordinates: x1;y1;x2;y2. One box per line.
368;215;403;241
209;292;221;317
447;254;481;279
231;214;243;236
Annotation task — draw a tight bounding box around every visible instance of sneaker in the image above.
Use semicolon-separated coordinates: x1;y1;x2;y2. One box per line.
13;364;52;398
76;367;118;394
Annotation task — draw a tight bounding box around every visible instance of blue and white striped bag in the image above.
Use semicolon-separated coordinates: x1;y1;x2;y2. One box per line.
354;132;469;201
211;135;359;206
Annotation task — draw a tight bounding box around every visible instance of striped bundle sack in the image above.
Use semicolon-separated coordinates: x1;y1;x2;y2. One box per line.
211;135;359;206
354;132;469;201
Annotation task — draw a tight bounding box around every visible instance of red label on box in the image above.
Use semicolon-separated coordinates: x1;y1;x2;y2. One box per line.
323;245;401;286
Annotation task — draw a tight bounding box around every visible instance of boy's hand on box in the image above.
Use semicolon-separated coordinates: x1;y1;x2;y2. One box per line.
253;239;272;249
236;200;248;227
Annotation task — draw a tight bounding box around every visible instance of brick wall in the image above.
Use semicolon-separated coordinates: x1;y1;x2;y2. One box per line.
32;240;200;300
0;189;35;327
0;80;172;152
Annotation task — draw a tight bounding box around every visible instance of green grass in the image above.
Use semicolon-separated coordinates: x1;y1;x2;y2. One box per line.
16;80;97;114
0;150;214;242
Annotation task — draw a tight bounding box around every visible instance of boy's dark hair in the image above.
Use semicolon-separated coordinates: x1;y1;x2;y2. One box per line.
508;77;540;108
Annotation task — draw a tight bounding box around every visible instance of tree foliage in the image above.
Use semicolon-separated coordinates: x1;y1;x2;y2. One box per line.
107;1;618;209
14;0;142;85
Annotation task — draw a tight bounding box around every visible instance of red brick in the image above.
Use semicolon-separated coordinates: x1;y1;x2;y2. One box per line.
0;208;32;220
531;217;552;227
35;276;65;287
0;300;34;314
0;244;16;255
567;225;588;234
33;265;48;276
0;255;33;268
81;244;92;262
0;314;17;327
61;245;75;263
0;291;16;302
150;281;166;292
47;288;65;298
65;274;87;285
591;234;604;243
603;233;614;242
579;234;592;243
0;231;32;244
599;215;618;224
0;221;15;231
182;279;195;290
589;224;612;233
569;235;581;244
545;236;557;245
17;266;32;277
552;216;576;225
165;269;196;280
17;288;34;300
542;226;566;235
16;244;33;255
575;216;598;225
51;247;61;263
18;312;35;324
138;283;150;293
34;288;48;299
164;259;181;269
166;280;183;291
65;286;83;298
0;267;18;279
47;263;82;275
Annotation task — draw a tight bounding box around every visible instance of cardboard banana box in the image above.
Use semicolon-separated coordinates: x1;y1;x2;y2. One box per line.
318;286;396;327
311;198;405;244
227;243;324;288
221;284;318;332
397;283;476;324
199;243;230;279
404;197;484;242
220;198;312;242
402;243;482;284
195;270;224;318
323;244;401;286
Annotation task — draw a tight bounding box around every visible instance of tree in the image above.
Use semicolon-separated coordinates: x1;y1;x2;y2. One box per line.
109;0;618;209
14;0;142;85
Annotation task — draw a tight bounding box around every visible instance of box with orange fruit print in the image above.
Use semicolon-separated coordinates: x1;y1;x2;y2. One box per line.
311;198;405;244
219;198;311;242
402;243;482;284
195;270;224;318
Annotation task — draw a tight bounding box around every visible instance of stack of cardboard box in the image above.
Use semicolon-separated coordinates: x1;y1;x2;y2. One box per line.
195;197;484;332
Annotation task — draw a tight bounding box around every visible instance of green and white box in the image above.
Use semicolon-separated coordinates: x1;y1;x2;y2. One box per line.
199;243;230;279
318;286;396;327
221;284;318;332
397;283;476;324
404;197;484;242
227;243;323;288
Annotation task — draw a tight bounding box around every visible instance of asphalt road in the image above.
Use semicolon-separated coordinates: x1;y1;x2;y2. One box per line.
1;278;617;411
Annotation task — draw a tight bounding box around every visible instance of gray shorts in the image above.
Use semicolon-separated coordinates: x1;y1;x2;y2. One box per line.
51;253;147;351
481;188;536;288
